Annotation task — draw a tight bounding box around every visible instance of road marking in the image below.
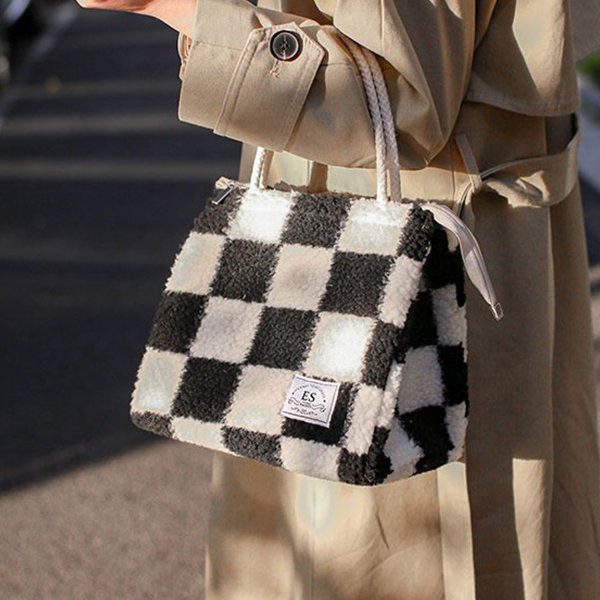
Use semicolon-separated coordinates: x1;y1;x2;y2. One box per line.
1;113;192;135
0;159;240;180
4;79;177;101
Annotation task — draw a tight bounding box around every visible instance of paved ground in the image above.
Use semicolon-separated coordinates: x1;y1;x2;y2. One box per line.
0;5;228;599
0;4;599;600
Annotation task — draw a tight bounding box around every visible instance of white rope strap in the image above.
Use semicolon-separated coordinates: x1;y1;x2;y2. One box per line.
250;145;270;190
338;36;389;205
363;48;402;203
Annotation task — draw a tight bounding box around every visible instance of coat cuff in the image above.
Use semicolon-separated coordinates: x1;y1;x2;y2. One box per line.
177;0;325;152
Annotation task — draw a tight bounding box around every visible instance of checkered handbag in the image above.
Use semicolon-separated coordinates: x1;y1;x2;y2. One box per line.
129;37;503;486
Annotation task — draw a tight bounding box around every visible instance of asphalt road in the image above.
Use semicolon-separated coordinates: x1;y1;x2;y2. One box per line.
0;4;599;600
0;5;238;599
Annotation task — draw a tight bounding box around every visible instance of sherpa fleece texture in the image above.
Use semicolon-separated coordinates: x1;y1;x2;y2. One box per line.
130;178;468;486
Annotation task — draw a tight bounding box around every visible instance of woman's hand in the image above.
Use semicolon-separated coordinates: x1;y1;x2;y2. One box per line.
75;1;158;14
75;0;196;37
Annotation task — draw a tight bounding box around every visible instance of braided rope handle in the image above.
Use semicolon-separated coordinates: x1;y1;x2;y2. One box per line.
250;36;401;204
339;35;404;204
363;46;402;203
339;35;390;205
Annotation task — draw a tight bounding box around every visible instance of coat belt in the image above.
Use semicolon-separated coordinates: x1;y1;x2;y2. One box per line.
450;112;581;216
260;112;581;213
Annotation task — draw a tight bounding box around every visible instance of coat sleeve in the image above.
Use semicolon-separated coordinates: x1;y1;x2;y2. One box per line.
175;0;476;169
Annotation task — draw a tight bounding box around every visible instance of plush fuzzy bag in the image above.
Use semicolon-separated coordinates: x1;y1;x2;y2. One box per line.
129;38;502;486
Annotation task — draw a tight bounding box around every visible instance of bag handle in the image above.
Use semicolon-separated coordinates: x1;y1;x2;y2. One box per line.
250;35;399;205
248;35;504;320
341;34;402;205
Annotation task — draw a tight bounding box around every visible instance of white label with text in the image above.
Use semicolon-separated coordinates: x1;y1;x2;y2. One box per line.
280;374;341;428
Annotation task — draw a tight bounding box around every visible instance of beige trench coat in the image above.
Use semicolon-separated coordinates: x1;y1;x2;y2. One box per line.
175;0;600;598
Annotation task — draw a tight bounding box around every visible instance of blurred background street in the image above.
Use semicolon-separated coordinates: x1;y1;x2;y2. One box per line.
0;2;599;599
0;2;236;598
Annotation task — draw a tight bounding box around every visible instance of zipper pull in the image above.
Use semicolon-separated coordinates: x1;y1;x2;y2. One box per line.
212;185;233;205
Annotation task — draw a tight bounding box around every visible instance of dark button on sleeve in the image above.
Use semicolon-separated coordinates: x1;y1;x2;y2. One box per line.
270;30;302;61
209;22;325;152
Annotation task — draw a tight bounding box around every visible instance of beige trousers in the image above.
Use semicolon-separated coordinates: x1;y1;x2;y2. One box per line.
203;103;600;600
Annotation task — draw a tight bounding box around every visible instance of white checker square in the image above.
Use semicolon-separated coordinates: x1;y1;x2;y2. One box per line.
265;244;334;310
376;359;404;428
336;198;409;255
130;347;187;414
165;232;224;295
188;296;264;363
171;417;227;452
279;437;342;481
342;384;384;454
397;346;444;413
303;312;376;382
379;254;424;326
226;188;294;243
224;365;293;435
445;403;468;461
432;284;467;346
383;419;422;479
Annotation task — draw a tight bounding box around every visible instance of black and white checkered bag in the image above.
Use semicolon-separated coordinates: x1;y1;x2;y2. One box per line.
129;38;503;486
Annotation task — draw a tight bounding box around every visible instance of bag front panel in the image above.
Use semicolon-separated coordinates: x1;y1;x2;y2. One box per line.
130;179;468;486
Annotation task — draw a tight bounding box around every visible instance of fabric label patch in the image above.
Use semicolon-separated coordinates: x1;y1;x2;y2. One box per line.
280;374;341;428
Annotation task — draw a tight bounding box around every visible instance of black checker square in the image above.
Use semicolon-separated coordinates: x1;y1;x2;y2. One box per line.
282;381;357;446
280;193;352;248
318;251;394;318
192;186;243;235
401;290;438;349
148;291;208;354
209;238;279;303
246;306;318;370
362;320;402;388
422;226;457;288
423;225;466;306
454;263;466;308
222;427;283;468
437;344;468;407
396;204;436;261
337;427;393;485
399;405;454;474
171;356;242;422
130;411;173;439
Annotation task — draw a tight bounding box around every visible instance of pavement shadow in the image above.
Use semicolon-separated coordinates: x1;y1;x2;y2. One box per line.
0;6;241;493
